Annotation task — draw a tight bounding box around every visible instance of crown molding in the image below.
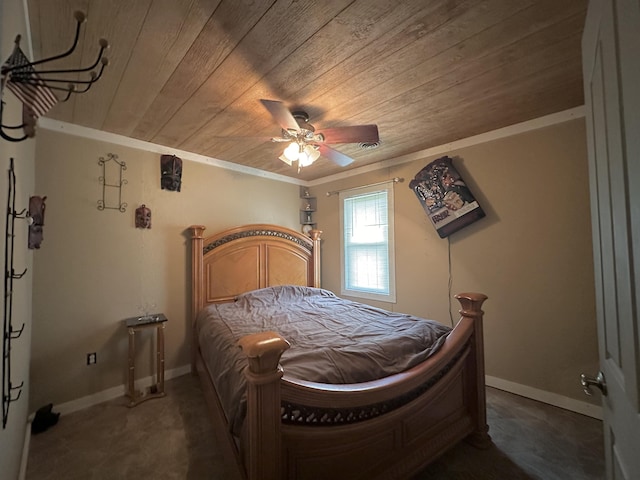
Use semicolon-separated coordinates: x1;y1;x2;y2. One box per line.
39;105;584;188
37;118;305;186
308;105;586;186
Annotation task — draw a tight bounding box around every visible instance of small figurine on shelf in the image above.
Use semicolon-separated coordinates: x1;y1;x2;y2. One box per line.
305;202;312;211
305;211;312;223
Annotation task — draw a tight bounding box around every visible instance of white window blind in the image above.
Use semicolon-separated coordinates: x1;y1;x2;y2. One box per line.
340;183;396;303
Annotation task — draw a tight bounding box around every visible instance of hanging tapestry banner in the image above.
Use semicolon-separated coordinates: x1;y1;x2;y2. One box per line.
409;156;485;238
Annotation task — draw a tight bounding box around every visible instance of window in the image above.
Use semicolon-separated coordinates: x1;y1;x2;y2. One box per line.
340;182;396;303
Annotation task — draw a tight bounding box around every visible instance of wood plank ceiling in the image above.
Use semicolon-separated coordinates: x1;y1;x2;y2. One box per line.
25;0;588;182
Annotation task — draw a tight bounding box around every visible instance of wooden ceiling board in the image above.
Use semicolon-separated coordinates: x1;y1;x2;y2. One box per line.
188;0;513;163
70;0;154;128
192;0;553;166
101;0;221;135
24;0;589;182
365;18;585;133
193;0;576;170
26;0;90;121
280;0;497;116
371;37;583;157
391;55;585;152
180;0;435;154
301;0;532;125
151;0;356;147
321;0;582;127
130;0;274;141
309;10;585;174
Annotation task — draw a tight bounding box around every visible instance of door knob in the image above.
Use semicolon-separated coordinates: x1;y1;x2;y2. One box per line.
580;371;607;396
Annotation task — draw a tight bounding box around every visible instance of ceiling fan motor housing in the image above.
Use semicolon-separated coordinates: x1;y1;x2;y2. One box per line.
292;111;315;131
282;111;318;141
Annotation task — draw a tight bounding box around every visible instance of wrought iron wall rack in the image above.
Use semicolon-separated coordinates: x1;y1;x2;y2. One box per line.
0;11;109;142
97;152;127;212
2;158;28;428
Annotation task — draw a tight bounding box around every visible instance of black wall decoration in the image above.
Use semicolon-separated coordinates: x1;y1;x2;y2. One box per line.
1;12;109;143
160;154;182;192
410;156;485;238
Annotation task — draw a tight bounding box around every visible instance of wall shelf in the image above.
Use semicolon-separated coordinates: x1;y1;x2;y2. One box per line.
300;187;316;234
2;158;27;429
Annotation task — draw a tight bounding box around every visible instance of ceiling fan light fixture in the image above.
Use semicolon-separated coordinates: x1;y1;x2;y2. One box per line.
299;144;320;167
283;142;300;161
261;99;376;171
298;151;311;167
280;142;320;168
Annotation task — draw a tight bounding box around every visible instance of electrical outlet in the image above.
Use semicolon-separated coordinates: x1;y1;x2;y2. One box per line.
87;352;97;365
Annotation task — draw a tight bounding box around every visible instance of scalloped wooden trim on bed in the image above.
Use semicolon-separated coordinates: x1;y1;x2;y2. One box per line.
189;224;490;480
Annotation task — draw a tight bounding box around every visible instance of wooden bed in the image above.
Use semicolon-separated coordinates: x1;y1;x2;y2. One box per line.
189;223;490;480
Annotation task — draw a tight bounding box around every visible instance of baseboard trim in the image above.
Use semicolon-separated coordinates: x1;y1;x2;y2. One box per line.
486;375;603;420
53;364;191;416
18;420;31;480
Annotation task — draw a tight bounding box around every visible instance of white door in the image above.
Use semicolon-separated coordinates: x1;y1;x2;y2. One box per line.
582;0;640;478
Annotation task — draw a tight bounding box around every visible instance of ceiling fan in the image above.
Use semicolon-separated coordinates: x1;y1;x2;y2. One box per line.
260;99;379;170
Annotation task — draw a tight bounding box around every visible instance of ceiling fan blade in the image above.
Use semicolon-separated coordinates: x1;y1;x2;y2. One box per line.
318;144;354;167
316;124;379;144
259;99;300;132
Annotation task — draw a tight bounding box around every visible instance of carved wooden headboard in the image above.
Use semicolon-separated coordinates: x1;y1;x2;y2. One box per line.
189;224;321;323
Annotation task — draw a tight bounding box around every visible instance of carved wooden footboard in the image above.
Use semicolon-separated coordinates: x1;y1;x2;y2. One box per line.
189;225;490;480
239;293;489;480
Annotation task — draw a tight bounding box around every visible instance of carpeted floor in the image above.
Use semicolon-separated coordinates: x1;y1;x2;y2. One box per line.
26;374;604;480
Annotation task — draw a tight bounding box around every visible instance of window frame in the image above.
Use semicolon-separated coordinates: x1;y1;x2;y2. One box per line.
339;182;396;303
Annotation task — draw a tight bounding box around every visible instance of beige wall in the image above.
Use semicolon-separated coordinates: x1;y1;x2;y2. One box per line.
30;129;300;409
31;117;599;413
313;118;600;405
1;0;36;477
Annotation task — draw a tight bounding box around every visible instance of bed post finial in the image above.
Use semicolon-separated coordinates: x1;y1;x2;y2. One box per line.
455;292;487;318
190;224;205;239
239;331;290;375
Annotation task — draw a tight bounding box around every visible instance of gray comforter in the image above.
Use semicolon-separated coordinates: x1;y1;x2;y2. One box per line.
196;285;451;434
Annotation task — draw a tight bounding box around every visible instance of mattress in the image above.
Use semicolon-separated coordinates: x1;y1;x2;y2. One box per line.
196;285;451;434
